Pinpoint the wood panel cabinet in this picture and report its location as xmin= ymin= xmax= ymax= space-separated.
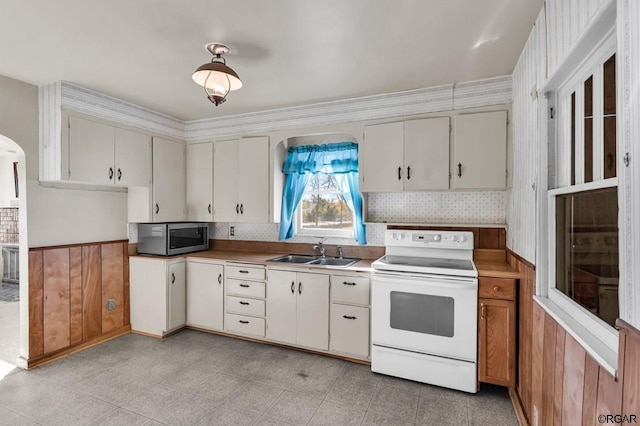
xmin=129 ymin=257 xmax=186 ymax=336
xmin=186 ymin=259 xmax=224 ymax=331
xmin=187 ymin=142 xmax=214 ymax=222
xmin=213 ymin=137 xmax=269 ymax=223
xmin=453 ymin=111 xmax=507 ymax=189
xmin=266 ymin=269 xmax=330 ymax=351
xmin=68 ymin=116 xmax=151 ymax=186
xmin=478 ymin=277 xmax=516 ymax=387
xmin=361 ymin=117 xmax=450 ymax=192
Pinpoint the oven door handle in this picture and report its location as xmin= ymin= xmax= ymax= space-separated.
xmin=372 ymin=273 xmax=477 ymax=290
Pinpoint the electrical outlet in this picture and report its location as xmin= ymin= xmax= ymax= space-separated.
xmin=229 ymin=226 xmax=235 ymax=237
xmin=107 ymin=299 xmax=116 ymax=311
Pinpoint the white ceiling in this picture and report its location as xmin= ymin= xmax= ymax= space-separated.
xmin=0 ymin=0 xmax=542 ymax=121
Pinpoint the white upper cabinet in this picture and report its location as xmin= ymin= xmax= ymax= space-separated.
xmin=453 ymin=111 xmax=507 ymax=189
xmin=213 ymin=136 xmax=269 ymax=223
xmin=68 ymin=116 xmax=151 ymax=186
xmin=187 ymin=142 xmax=214 ymax=222
xmin=361 ymin=117 xmax=450 ymax=192
xmin=152 ymin=137 xmax=186 ymax=222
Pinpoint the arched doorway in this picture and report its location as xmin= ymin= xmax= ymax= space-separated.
xmin=0 ymin=134 xmax=28 ymax=376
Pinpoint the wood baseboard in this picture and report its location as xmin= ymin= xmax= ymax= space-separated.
xmin=26 ymin=324 xmax=131 ymax=369
xmin=130 ymin=326 xmax=186 ymax=339
xmin=509 ymin=386 xmax=530 ymax=426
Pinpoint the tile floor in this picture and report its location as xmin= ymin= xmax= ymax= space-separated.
xmin=0 ymin=330 xmax=518 ymax=425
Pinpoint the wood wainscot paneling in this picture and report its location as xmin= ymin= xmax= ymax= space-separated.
xmin=509 ymin=250 xmax=640 ymax=425
xmin=28 ymin=240 xmax=130 ymax=367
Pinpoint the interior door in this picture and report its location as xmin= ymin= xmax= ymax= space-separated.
xmin=187 ymin=261 xmax=223 ymax=331
xmin=153 ymin=137 xmax=186 ymax=222
xmin=371 ymin=272 xmax=477 ymax=361
xmin=114 ymin=127 xmax=151 ymax=187
xmin=265 ymin=269 xmax=297 ymax=345
xmin=213 ymin=139 xmax=239 ymax=222
xmin=237 ymin=136 xmax=269 ymax=223
xmin=296 ymin=272 xmax=329 ymax=350
xmin=361 ymin=122 xmax=404 ymax=192
xmin=68 ymin=116 xmax=114 ymax=184
xmin=404 ymin=117 xmax=450 ymax=190
xmin=187 ymin=142 xmax=214 ymax=221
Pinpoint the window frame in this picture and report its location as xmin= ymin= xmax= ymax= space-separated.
xmin=294 ymin=173 xmax=356 ymax=239
xmin=544 ymin=30 xmax=620 ymax=355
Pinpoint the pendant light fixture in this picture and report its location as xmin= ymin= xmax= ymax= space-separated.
xmin=192 ymin=43 xmax=242 ymax=106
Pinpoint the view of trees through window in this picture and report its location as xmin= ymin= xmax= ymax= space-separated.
xmin=299 ymin=174 xmax=353 ymax=231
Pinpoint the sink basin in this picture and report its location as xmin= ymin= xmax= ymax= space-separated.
xmin=308 ymin=257 xmax=360 ymax=267
xmin=268 ymin=254 xmax=317 ymax=264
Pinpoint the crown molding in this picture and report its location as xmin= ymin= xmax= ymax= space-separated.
xmin=41 ymin=75 xmax=512 ymax=148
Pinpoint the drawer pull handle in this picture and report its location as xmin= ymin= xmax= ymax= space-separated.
xmin=239 ymin=284 xmax=250 ymax=288
xmin=480 ymin=303 xmax=485 ymax=320
xmin=218 ymin=273 xmax=222 ymax=285
xmin=171 ymin=273 xmax=175 ymax=284
xmin=493 ymin=286 xmax=500 ymax=292
xmin=291 ymin=281 xmax=295 ymax=294
xmin=239 ymin=301 xmax=250 ymax=305
xmin=343 ymin=315 xmax=357 ymax=320
xmin=298 ymin=282 xmax=302 ymax=295
xmin=239 ymin=270 xmax=249 ymax=274
xmin=239 ymin=320 xmax=249 ymax=324
xmin=343 ymin=281 xmax=356 ymax=286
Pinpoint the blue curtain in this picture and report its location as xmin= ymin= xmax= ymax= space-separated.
xmin=278 ymin=142 xmax=367 ymax=244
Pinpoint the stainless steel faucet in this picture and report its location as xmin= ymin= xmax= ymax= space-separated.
xmin=337 ymin=246 xmax=344 ymax=259
xmin=313 ymin=242 xmax=326 ymax=258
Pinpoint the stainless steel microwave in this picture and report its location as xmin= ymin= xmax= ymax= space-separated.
xmin=137 ymin=222 xmax=209 ymax=256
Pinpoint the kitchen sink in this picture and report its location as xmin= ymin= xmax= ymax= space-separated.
xmin=308 ymin=257 xmax=360 ymax=267
xmin=268 ymin=254 xmax=317 ymax=264
xmin=267 ymin=254 xmax=360 ymax=267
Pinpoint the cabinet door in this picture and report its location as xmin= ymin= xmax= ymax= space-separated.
xmin=404 ymin=118 xmax=450 ymax=190
xmin=478 ymin=298 xmax=516 ymax=387
xmin=168 ymin=261 xmax=186 ymax=332
xmin=129 ymin=258 xmax=167 ymax=336
xmin=361 ymin=122 xmax=404 ymax=192
xmin=153 ymin=137 xmax=186 ymax=222
xmin=187 ymin=261 xmax=223 ymax=330
xmin=68 ymin=116 xmax=114 ymax=185
xmin=187 ymin=142 xmax=214 ymax=221
xmin=213 ymin=139 xmax=239 ymax=222
xmin=114 ymin=127 xmax=152 ymax=187
xmin=265 ymin=269 xmax=297 ymax=345
xmin=296 ymin=272 xmax=329 ymax=350
xmin=453 ymin=111 xmax=507 ymax=189
xmin=238 ymin=136 xmax=269 ymax=223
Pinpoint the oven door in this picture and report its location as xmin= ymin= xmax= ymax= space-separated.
xmin=371 ymin=271 xmax=477 ymax=362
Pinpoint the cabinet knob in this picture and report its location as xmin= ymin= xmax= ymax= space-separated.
xmin=480 ymin=302 xmax=485 ymax=320
xmin=236 ymin=204 xmax=240 ymax=214
xmin=240 ymin=204 xmax=244 ymax=214
xmin=407 ymin=166 xmax=411 ymax=180
xmin=298 ymin=282 xmax=302 ymax=295
xmin=343 ymin=281 xmax=356 ymax=286
xmin=108 ymin=167 xmax=114 ymax=180
xmin=291 ymin=281 xmax=295 ymax=294
xmin=217 ymin=273 xmax=222 ymax=285
xmin=239 ymin=320 xmax=249 ymax=324
xmin=493 ymin=286 xmax=500 ymax=292
xmin=117 ymin=168 xmax=122 ymax=181
xmin=239 ymin=284 xmax=250 ymax=288
xmin=208 ymin=204 xmax=212 ymax=214
xmin=397 ymin=166 xmax=402 ymax=180
xmin=343 ymin=315 xmax=357 ymax=320
xmin=155 ymin=203 xmax=159 ymax=214
xmin=239 ymin=301 xmax=250 ymax=305
xmin=171 ymin=273 xmax=175 ymax=284
xmin=458 ymin=163 xmax=463 ymax=178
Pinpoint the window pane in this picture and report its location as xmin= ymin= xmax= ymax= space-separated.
xmin=300 ymin=192 xmax=353 ymax=230
xmin=584 ymin=76 xmax=593 ymax=183
xmin=571 ymin=92 xmax=576 ymax=185
xmin=603 ymin=54 xmax=616 ymax=178
xmin=555 ymin=187 xmax=619 ymax=327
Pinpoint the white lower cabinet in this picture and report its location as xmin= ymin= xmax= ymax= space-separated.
xmin=266 ymin=269 xmax=330 ymax=351
xmin=129 ymin=257 xmax=186 ymax=336
xmin=224 ymin=263 xmax=267 ymax=338
xmin=330 ymin=273 xmax=371 ymax=359
xmin=186 ymin=259 xmax=224 ymax=331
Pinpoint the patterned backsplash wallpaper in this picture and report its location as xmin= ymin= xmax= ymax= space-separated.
xmin=129 ymin=191 xmax=506 ymax=247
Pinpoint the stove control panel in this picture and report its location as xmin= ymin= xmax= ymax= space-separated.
xmin=385 ymin=230 xmax=474 ymax=250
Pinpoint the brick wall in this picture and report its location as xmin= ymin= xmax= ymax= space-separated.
xmin=0 ymin=208 xmax=18 ymax=244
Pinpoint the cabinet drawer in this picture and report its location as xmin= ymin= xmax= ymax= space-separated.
xmin=225 ymin=313 xmax=265 ymax=337
xmin=479 ymin=277 xmax=516 ymax=301
xmin=226 ymin=296 xmax=265 ymax=317
xmin=330 ymin=305 xmax=370 ymax=358
xmin=331 ymin=275 xmax=370 ymax=305
xmin=226 ymin=264 xmax=265 ymax=280
xmin=226 ymin=279 xmax=266 ymax=298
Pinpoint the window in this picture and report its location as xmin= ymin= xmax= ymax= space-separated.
xmin=547 ymin=32 xmax=619 ymax=353
xmin=296 ymin=173 xmax=354 ymax=236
